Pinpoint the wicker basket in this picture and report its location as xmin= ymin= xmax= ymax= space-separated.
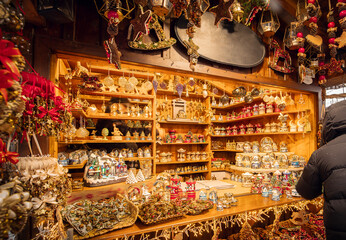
xmin=64 ymin=194 xmax=138 ymax=239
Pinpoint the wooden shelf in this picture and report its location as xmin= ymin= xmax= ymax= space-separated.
xmin=156 ymin=89 xmax=208 ymax=98
xmin=236 ymin=152 xmax=295 ymax=156
xmin=63 ymin=160 xmax=87 ymax=169
xmin=158 ymin=121 xmax=208 ymax=125
xmin=211 ymin=97 xmax=262 ymax=110
xmin=128 ymin=100 xmax=151 ymax=105
xmin=212 ymin=149 xmax=243 ymax=152
xmin=158 ymin=142 xmax=209 ymax=145
xmin=211 ymin=132 xmax=304 ymax=137
xmin=124 ymin=157 xmax=154 ymax=160
xmin=211 ymin=168 xmax=229 ymax=172
xmin=211 ymin=110 xmax=308 ymax=124
xmin=70 ymin=109 xmax=154 ymax=121
xmin=176 ymin=170 xmax=209 ymax=175
xmin=59 ymin=139 xmax=154 ymax=144
xmin=156 ymin=160 xmax=209 ymax=165
xmin=81 ymin=90 xmax=154 ymax=100
xmin=229 ymin=165 xmax=304 ymax=173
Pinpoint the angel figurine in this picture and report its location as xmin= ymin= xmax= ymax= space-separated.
xmin=111 ymin=123 xmax=123 ymax=140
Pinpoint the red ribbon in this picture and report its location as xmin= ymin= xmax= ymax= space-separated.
xmin=0 ymin=138 xmax=19 ymax=165
xmin=0 ymin=39 xmax=21 ymax=77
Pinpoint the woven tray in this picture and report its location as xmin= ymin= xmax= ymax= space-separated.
xmin=64 ymin=194 xmax=138 ymax=239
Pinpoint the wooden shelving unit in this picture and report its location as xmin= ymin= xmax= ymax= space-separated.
xmin=212 ymin=149 xmax=243 ymax=152
xmin=156 ymin=160 xmax=210 ymax=165
xmin=176 ymin=170 xmax=209 ymax=175
xmin=158 ymin=142 xmax=209 ymax=145
xmin=59 ymin=139 xmax=154 ymax=144
xmin=158 ymin=121 xmax=209 ymax=125
xmin=210 ymin=132 xmax=304 ymax=137
xmin=70 ymin=109 xmax=154 ymax=121
xmin=211 ymin=110 xmax=309 ymax=124
xmin=81 ymin=90 xmax=154 ymax=100
xmin=211 ymin=97 xmax=262 ymax=110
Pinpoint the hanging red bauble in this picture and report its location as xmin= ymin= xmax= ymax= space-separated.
xmin=340 ymin=10 xmax=346 ymax=18
xmin=328 ymin=22 xmax=335 ymax=28
xmin=338 ymin=0 xmax=345 ymax=3
xmin=318 ymin=75 xmax=326 ymax=85
xmin=298 ymin=48 xmax=305 ymax=53
xmin=310 ymin=17 xmax=318 ymax=23
xmin=107 ymin=10 xmax=119 ymax=19
xmin=319 ymin=62 xmax=325 ymax=67
xmin=329 ymin=38 xmax=335 ymax=44
xmin=297 ymin=32 xmax=303 ymax=38
xmin=308 ymin=0 xmax=315 ymax=3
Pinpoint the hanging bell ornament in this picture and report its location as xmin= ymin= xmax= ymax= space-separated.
xmin=231 ymin=0 xmax=244 ymax=23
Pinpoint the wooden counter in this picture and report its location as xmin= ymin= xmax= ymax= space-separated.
xmin=90 ymin=194 xmax=303 ymax=239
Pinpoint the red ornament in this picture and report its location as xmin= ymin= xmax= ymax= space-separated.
xmin=340 ymin=10 xmax=346 ymax=19
xmin=319 ymin=75 xmax=326 ymax=81
xmin=297 ymin=32 xmax=303 ymax=38
xmin=328 ymin=22 xmax=335 ymax=28
xmin=329 ymin=38 xmax=335 ymax=44
xmin=310 ymin=17 xmax=317 ymax=23
xmin=107 ymin=10 xmax=119 ymax=19
xmin=319 ymin=62 xmax=325 ymax=66
xmin=308 ymin=0 xmax=315 ymax=3
xmin=338 ymin=0 xmax=345 ymax=2
xmin=298 ymin=48 xmax=305 ymax=53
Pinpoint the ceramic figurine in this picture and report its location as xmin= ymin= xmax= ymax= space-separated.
xmin=127 ymin=149 xmax=134 ymax=158
xmin=199 ymin=189 xmax=207 ymax=200
xmin=214 ymin=127 xmax=221 ymax=136
xmin=242 ymin=172 xmax=253 ymax=187
xmin=239 ymin=124 xmax=246 ymax=134
xmin=246 ymin=123 xmax=254 ymax=134
xmin=231 ymin=125 xmax=238 ymax=135
xmin=169 ymin=129 xmax=177 ymax=143
xmin=246 ymin=106 xmax=253 ymax=117
xmin=251 ymin=155 xmax=261 ymax=169
xmin=208 ymin=190 xmax=218 ymax=204
xmin=270 ymin=122 xmax=278 ymax=133
xmin=101 ymin=128 xmax=109 ymax=140
xmin=177 ymin=148 xmax=186 ymax=162
xmin=137 ymin=148 xmax=144 ymax=158
xmin=271 ymin=188 xmax=281 ymax=201
xmin=262 ymin=186 xmax=269 ymax=197
xmin=125 ymin=131 xmax=131 ymax=140
xmin=259 ymin=103 xmax=266 ymax=115
xmin=226 ymin=126 xmax=232 ymax=135
xmin=111 ymin=123 xmax=123 ymax=140
xmin=147 ymin=133 xmax=152 ymax=140
xmin=279 ymin=142 xmax=288 ymax=152
xmin=289 ymin=120 xmax=297 ymax=132
xmin=266 ymin=103 xmax=273 ymax=113
xmin=253 ymin=104 xmax=259 ymax=115
xmin=218 ymin=113 xmax=223 ymax=121
xmin=216 ymin=201 xmax=224 ymax=211
xmin=133 ymin=131 xmax=139 ymax=140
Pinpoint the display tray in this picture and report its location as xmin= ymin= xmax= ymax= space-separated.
xmin=85 ymin=176 xmax=127 ymax=187
xmin=67 ymin=194 xmax=139 ymax=240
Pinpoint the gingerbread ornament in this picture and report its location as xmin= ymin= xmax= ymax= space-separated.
xmin=209 ymin=0 xmax=234 ymax=26
xmin=129 ymin=7 xmax=152 ymax=41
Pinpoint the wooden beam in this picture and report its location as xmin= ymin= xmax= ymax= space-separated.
xmin=23 ymin=0 xmax=46 ymax=26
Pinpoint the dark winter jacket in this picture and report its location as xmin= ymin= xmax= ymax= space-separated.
xmin=296 ymin=100 xmax=346 ymax=240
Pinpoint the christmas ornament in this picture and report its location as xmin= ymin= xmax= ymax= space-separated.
xmin=128 ymin=13 xmax=176 ymax=50
xmin=257 ymin=9 xmax=280 ymax=38
xmin=209 ymin=0 xmax=234 ymax=27
xmin=150 ymin=0 xmax=172 ymax=17
xmin=126 ymin=170 xmax=138 ymax=184
xmin=231 ymin=0 xmax=243 ymax=23
xmin=170 ymin=0 xmax=188 ymax=18
xmin=269 ymin=39 xmax=294 ymax=74
xmin=129 ymin=6 xmax=152 ymax=41
xmin=183 ymin=23 xmax=200 ymax=71
xmin=104 ymin=9 xmax=122 ymax=69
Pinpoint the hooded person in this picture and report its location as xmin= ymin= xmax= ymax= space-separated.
xmin=296 ymin=100 xmax=346 ymax=240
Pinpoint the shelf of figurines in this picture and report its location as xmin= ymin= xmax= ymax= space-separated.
xmin=156 ymin=160 xmax=210 ymax=165
xmin=156 ymin=89 xmax=208 ymax=99
xmin=228 ymin=166 xmax=304 ymax=173
xmin=159 ymin=142 xmax=209 ymax=145
xmin=59 ymin=139 xmax=154 ymax=144
xmin=212 ymin=149 xmax=243 ymax=152
xmin=158 ymin=120 xmax=209 ymax=125
xmin=163 ymin=168 xmax=209 ymax=175
xmin=158 ymin=130 xmax=207 ymax=145
xmin=81 ymin=90 xmax=154 ymax=100
xmin=211 ymin=110 xmax=308 ymax=124
xmin=211 ymin=97 xmax=262 ymax=110
xmin=211 ymin=132 xmax=304 ymax=137
xmin=70 ymin=109 xmax=154 ymax=121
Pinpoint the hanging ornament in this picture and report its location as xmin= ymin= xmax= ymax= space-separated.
xmin=305 ymin=0 xmax=322 ymax=51
xmin=153 ymin=78 xmax=159 ymax=94
xmin=269 ymin=39 xmax=294 ymax=74
xmin=94 ymin=0 xmax=134 ymax=22
xmin=284 ymin=21 xmax=303 ymax=50
xmin=327 ymin=0 xmax=338 ymax=58
xmin=103 ymin=9 xmax=122 ymax=69
xmin=209 ymin=0 xmax=234 ymax=27
xmin=183 ymin=23 xmax=200 ymax=71
xmin=170 ymin=0 xmax=188 ymax=18
xmin=128 ymin=6 xmax=152 ymax=41
xmin=231 ymin=0 xmax=243 ymax=23
xmin=176 ymin=83 xmax=184 ymax=99
xmin=128 ymin=13 xmax=176 ymax=50
xmin=257 ymin=9 xmax=280 ymax=38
